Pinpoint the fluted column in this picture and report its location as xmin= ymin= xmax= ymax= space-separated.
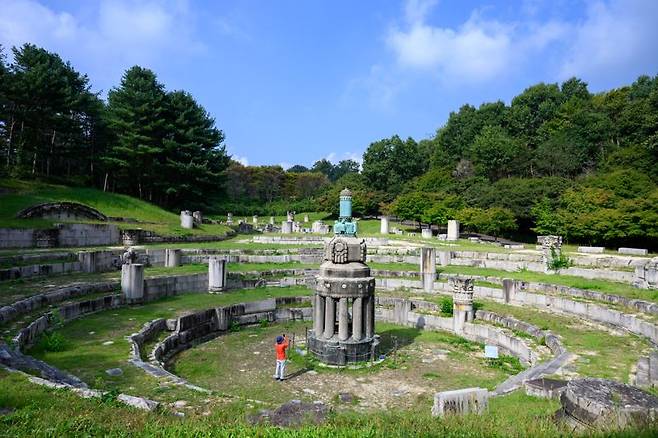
xmin=352 ymin=297 xmax=363 ymax=340
xmin=313 ymin=294 xmax=325 ymax=336
xmin=338 ymin=297 xmax=349 ymax=341
xmin=324 ymin=297 xmax=335 ymax=339
xmin=365 ymin=296 xmax=374 ymax=338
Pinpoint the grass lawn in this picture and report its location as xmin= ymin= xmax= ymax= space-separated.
xmin=0 ymin=179 xmax=232 ymax=237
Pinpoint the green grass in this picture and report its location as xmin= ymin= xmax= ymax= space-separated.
xmin=0 ymin=179 xmax=232 ymax=237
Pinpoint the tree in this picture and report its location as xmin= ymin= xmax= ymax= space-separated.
xmin=104 ymin=66 xmax=167 ymax=199
xmin=362 ymin=135 xmax=425 ymax=193
xmin=158 ymin=90 xmax=230 ymax=209
xmin=311 ymin=159 xmax=334 ymax=178
xmin=469 ymin=126 xmax=523 ymax=180
xmin=390 ymin=191 xmax=434 ymax=228
xmin=332 ymin=159 xmax=359 ymax=181
xmin=422 ymin=195 xmax=462 ymax=227
xmin=287 ymin=164 xmax=309 ymax=173
xmin=479 ymin=207 xmax=517 ymax=239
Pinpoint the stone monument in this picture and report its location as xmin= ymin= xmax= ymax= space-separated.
xmin=539 ymin=235 xmax=562 ymax=272
xmin=180 ymin=210 xmax=194 ymax=229
xmin=380 ymin=216 xmax=389 ymax=234
xmin=420 ymin=247 xmax=436 ymax=292
xmin=447 ymin=220 xmax=460 ymax=241
xmin=307 ymin=188 xmax=379 ymax=365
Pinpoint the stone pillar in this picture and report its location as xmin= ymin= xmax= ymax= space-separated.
xmin=438 ymin=251 xmax=452 ymax=266
xmin=208 ymin=257 xmax=227 ymax=293
xmin=281 ymin=221 xmax=293 ymax=234
xmin=451 ymin=277 xmax=474 ymax=334
xmin=269 ymin=216 xmax=275 ymax=225
xmin=324 ymin=297 xmax=335 ymax=339
xmin=287 ymin=211 xmax=294 ymax=222
xmin=539 ymin=235 xmax=563 ymax=272
xmin=180 ymin=210 xmax=194 ymax=229
xmin=227 ymin=213 xmax=233 ymax=225
xmin=365 ymin=296 xmax=374 ymax=338
xmin=447 ymin=220 xmax=460 ymax=241
xmin=121 ymin=263 xmax=144 ymax=303
xmin=422 ymin=228 xmax=432 ymax=239
xmin=420 ymin=247 xmax=437 ymax=293
xmin=502 ymin=278 xmax=516 ymax=304
xmin=78 ymin=251 xmax=98 ymax=273
xmin=338 ymin=297 xmax=349 ymax=341
xmin=314 ymin=294 xmax=325 ymax=336
xmin=352 ymin=297 xmax=363 ymax=340
xmin=252 ymin=215 xmax=258 ymax=225
xmin=304 ymin=214 xmax=309 ymax=223
xmin=380 ymin=216 xmax=389 ymax=234
xmin=193 ymin=211 xmax=203 ymax=225
xmin=165 ymin=249 xmax=181 ymax=268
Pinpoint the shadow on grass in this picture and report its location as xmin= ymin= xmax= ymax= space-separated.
xmin=376 ymin=326 xmax=422 ymax=356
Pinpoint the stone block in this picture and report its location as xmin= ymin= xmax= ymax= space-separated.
xmin=524 ymin=378 xmax=567 ymax=399
xmin=380 ymin=216 xmax=389 ymax=234
xmin=121 ymin=264 xmax=144 ymax=303
xmin=208 ymin=258 xmax=227 ymax=292
xmin=578 ymin=246 xmax=605 ymax=254
xmin=421 ymin=228 xmax=432 ymax=239
xmin=180 ymin=211 xmax=194 ymax=229
xmin=165 ymin=249 xmax=182 ymax=268
xmin=432 ymin=387 xmax=488 ymax=417
xmin=618 ymin=247 xmax=648 ymax=256
xmin=447 ymin=220 xmax=460 ymax=241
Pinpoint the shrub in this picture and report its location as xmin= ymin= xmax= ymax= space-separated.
xmin=440 ymin=296 xmax=453 ymax=316
xmin=37 ymin=332 xmax=68 ymax=352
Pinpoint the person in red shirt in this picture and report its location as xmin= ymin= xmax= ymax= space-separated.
xmin=274 ymin=334 xmax=289 ymax=381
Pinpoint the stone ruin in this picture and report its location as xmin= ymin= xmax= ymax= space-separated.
xmin=633 ymin=257 xmax=658 ymax=289
xmin=307 ymin=189 xmax=379 ymax=365
xmin=538 ymin=235 xmax=563 ymax=272
xmin=450 ymin=277 xmax=474 ymax=334
xmin=432 ymin=387 xmax=488 ymax=417
xmin=16 ymin=202 xmax=108 ymax=222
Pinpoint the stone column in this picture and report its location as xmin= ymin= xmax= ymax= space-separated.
xmin=451 ymin=277 xmax=474 ymax=334
xmin=380 ymin=216 xmax=389 ymax=234
xmin=287 ymin=211 xmax=294 ymax=222
xmin=227 ymin=213 xmax=233 ymax=224
xmin=252 ymin=215 xmax=258 ymax=225
xmin=539 ymin=235 xmax=563 ymax=273
xmin=365 ymin=296 xmax=374 ymax=338
xmin=269 ymin=216 xmax=275 ymax=225
xmin=422 ymin=228 xmax=432 ymax=239
xmin=208 ymin=257 xmax=227 ymax=293
xmin=324 ymin=297 xmax=335 ymax=339
xmin=281 ymin=221 xmax=293 ymax=234
xmin=438 ymin=251 xmax=452 ymax=266
xmin=121 ymin=263 xmax=144 ymax=303
xmin=180 ymin=210 xmax=194 ymax=229
xmin=313 ymin=294 xmax=325 ymax=336
xmin=338 ymin=297 xmax=349 ymax=341
xmin=304 ymin=214 xmax=309 ymax=223
xmin=164 ymin=249 xmax=181 ymax=267
xmin=352 ymin=297 xmax=363 ymax=340
xmin=447 ymin=220 xmax=460 ymax=241
xmin=420 ymin=247 xmax=437 ymax=293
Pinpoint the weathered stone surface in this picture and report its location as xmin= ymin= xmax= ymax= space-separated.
xmin=16 ymin=202 xmax=107 ymax=221
xmin=447 ymin=220 xmax=460 ymax=241
xmin=249 ymin=400 xmax=328 ymax=426
xmin=116 ymin=394 xmax=159 ymax=411
xmin=619 ymin=247 xmax=648 ymax=256
xmin=180 ymin=211 xmax=194 ymax=229
xmin=105 ymin=368 xmax=123 ymax=377
xmin=121 ymin=264 xmax=144 ymax=303
xmin=524 ymin=378 xmax=567 ymax=399
xmin=208 ymin=257 xmax=226 ymax=292
xmin=421 ymin=228 xmax=432 ymax=239
xmin=558 ymin=378 xmax=658 ymax=430
xmin=432 ymin=387 xmax=488 ymax=416
xmin=380 ymin=216 xmax=389 ymax=234
xmin=578 ymin=246 xmax=605 ymax=254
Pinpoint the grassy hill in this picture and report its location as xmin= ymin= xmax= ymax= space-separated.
xmin=0 ymin=179 xmax=232 ymax=237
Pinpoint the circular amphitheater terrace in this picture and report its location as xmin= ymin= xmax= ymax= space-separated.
xmin=1 ymin=226 xmax=658 ymax=435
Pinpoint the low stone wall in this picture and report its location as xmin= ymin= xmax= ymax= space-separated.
xmin=0 ymin=224 xmax=121 ymax=249
xmin=0 ymin=261 xmax=81 ymax=281
xmin=0 ymin=281 xmax=119 ymax=325
xmin=0 ymin=251 xmax=77 ymax=266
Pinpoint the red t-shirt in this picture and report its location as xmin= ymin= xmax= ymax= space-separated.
xmin=275 ymin=339 xmax=289 ymax=360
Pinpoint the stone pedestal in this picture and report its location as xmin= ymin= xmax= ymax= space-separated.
xmin=121 ymin=264 xmax=144 ymax=303
xmin=420 ymin=247 xmax=436 ymax=293
xmin=432 ymin=387 xmax=488 ymax=417
xmin=269 ymin=216 xmax=275 ymax=225
xmin=281 ymin=221 xmax=293 ymax=234
xmin=380 ymin=216 xmax=389 ymax=235
xmin=287 ymin=211 xmax=295 ymax=222
xmin=180 ymin=210 xmax=194 ymax=229
xmin=422 ymin=228 xmax=432 ymax=239
xmin=451 ymin=277 xmax=474 ymax=334
xmin=165 ymin=249 xmax=182 ymax=268
xmin=304 ymin=214 xmax=309 ymax=223
xmin=447 ymin=220 xmax=460 ymax=241
xmin=208 ymin=257 xmax=227 ymax=292
xmin=438 ymin=251 xmax=452 ymax=266
xmin=227 ymin=213 xmax=233 ymax=225
xmin=252 ymin=215 xmax=258 ymax=225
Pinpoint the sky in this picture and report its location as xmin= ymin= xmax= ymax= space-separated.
xmin=1 ymin=0 xmax=657 ymax=168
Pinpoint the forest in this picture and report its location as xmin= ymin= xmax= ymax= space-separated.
xmin=0 ymin=43 xmax=657 ymax=247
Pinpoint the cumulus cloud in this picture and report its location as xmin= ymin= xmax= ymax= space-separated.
xmin=0 ymin=0 xmax=205 ymax=92
xmin=559 ymin=0 xmax=658 ymax=84
xmin=386 ymin=0 xmax=658 ymax=87
xmin=234 ymin=156 xmax=249 ymax=166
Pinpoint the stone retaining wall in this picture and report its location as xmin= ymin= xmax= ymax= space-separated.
xmin=0 ymin=261 xmax=81 ymax=281
xmin=0 ymin=223 xmax=121 ymax=248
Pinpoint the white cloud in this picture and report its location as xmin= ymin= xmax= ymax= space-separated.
xmin=235 ymin=156 xmax=249 ymax=166
xmin=559 ymin=0 xmax=658 ymax=84
xmin=0 ymin=0 xmax=205 ymax=92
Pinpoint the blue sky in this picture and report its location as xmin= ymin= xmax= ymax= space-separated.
xmin=1 ymin=0 xmax=657 ymax=168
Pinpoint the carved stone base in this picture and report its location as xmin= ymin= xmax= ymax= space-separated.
xmin=307 ymin=331 xmax=379 ymax=366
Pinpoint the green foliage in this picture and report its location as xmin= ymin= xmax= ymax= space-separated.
xmin=547 ymin=248 xmax=573 ymax=272
xmin=362 ymin=135 xmax=426 ymax=194
xmin=390 ymin=192 xmax=434 ymax=224
xmin=486 ymin=355 xmax=524 ymax=374
xmin=456 ymin=207 xmax=517 ymax=237
xmin=37 ymin=331 xmax=68 ymax=352
xmin=440 ymin=296 xmax=453 ymax=316
xmin=470 ymin=126 xmax=524 ymax=180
